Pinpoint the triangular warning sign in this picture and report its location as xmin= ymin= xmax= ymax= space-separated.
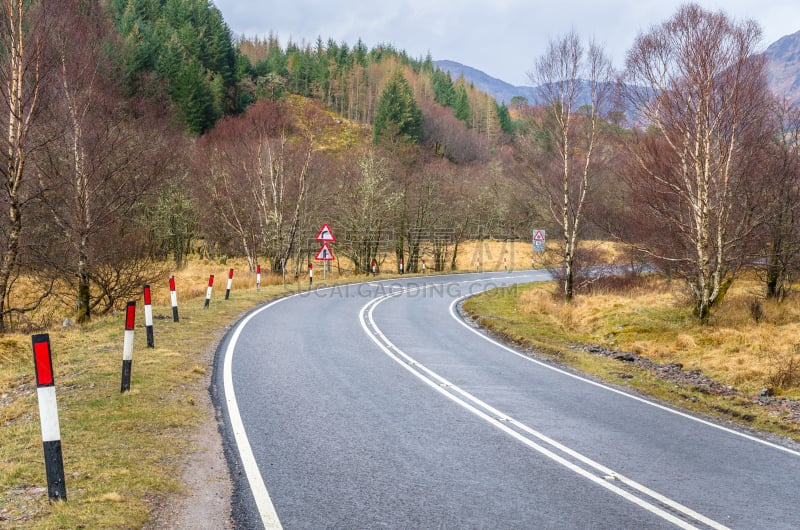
xmin=315 ymin=242 xmax=335 ymax=261
xmin=533 ymin=230 xmax=545 ymax=241
xmin=315 ymin=223 xmax=336 ymax=242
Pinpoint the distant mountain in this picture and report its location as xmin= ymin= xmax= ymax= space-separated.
xmin=437 ymin=30 xmax=800 ymax=110
xmin=765 ymin=30 xmax=800 ymax=106
xmin=433 ymin=60 xmax=537 ymax=105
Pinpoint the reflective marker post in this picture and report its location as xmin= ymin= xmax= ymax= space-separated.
xmin=32 ymin=334 xmax=67 ymax=501
xmin=143 ymin=284 xmax=154 ymax=348
xmin=169 ymin=275 xmax=179 ymax=322
xmin=204 ymin=275 xmax=214 ymax=309
xmin=256 ymin=264 xmax=261 ymax=292
xmin=121 ymin=301 xmax=136 ymax=393
xmin=225 ymin=268 xmax=234 ymax=300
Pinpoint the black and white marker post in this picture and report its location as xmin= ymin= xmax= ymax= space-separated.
xmin=169 ymin=275 xmax=179 ymax=322
xmin=204 ymin=275 xmax=214 ymax=309
xmin=32 ymin=334 xmax=67 ymax=501
xmin=256 ymin=264 xmax=261 ymax=292
xmin=121 ymin=301 xmax=136 ymax=393
xmin=225 ymin=268 xmax=234 ymax=300
xmin=143 ymin=284 xmax=154 ymax=348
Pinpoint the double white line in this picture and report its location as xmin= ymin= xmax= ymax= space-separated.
xmin=359 ymin=281 xmax=729 ymax=530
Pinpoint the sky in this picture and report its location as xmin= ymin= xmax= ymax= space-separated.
xmin=212 ymin=1 xmax=800 ymax=86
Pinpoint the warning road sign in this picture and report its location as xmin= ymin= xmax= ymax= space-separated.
xmin=315 ymin=242 xmax=335 ymax=261
xmin=315 ymin=223 xmax=336 ymax=242
xmin=533 ymin=229 xmax=546 ymax=253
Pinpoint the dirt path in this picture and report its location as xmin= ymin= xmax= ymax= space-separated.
xmin=143 ymin=341 xmax=233 ymax=529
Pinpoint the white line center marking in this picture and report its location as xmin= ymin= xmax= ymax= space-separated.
xmin=359 ymin=279 xmax=729 ymax=530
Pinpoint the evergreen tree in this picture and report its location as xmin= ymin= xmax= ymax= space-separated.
xmin=431 ymin=69 xmax=456 ymax=107
xmin=497 ymin=102 xmax=513 ymax=134
xmin=453 ymin=83 xmax=471 ymax=127
xmin=373 ymin=71 xmax=422 ymax=144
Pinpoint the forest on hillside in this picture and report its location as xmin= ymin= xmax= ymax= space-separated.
xmin=1 ymin=0 xmax=799 ymax=331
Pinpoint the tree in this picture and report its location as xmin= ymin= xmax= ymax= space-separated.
xmin=195 ymin=98 xmax=322 ymax=272
xmin=373 ymin=70 xmax=422 ymax=144
xmin=758 ymin=99 xmax=800 ymax=301
xmin=0 ymin=0 xmax=51 ymax=332
xmin=453 ymin=82 xmax=471 ymax=126
xmin=623 ymin=3 xmax=769 ymax=322
xmin=335 ymin=150 xmax=400 ymax=273
xmin=528 ymin=30 xmax=613 ymax=303
xmin=35 ymin=0 xmax=173 ymax=323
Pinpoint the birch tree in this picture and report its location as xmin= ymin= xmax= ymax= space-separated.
xmin=623 ymin=3 xmax=768 ymax=321
xmin=529 ymin=30 xmax=613 ymax=302
xmin=0 ymin=0 xmax=49 ymax=331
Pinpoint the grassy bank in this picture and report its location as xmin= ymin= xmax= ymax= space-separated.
xmin=464 ymin=275 xmax=800 ymax=442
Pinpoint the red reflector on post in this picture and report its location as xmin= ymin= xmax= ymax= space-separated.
xmin=208 ymin=275 xmax=214 ymax=287
xmin=33 ymin=335 xmax=54 ymax=387
xmin=125 ymin=301 xmax=136 ymax=330
xmin=228 ymin=268 xmax=234 ymax=279
xmin=169 ymin=276 xmax=176 ymax=291
xmin=143 ymin=285 xmax=152 ymax=305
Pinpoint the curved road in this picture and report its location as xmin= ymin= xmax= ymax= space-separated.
xmin=214 ymin=272 xmax=800 ymax=529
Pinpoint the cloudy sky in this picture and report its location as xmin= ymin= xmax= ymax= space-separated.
xmin=212 ymin=1 xmax=800 ymax=86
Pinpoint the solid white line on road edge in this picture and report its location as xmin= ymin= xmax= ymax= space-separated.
xmin=223 ymin=297 xmax=289 ymax=530
xmin=448 ymin=294 xmax=800 ymax=459
xmin=360 ymin=283 xmax=727 ymax=530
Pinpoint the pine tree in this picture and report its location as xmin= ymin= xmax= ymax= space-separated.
xmin=373 ymin=71 xmax=422 ymax=144
xmin=453 ymin=83 xmax=471 ymax=127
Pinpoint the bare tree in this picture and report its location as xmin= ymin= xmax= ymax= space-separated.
xmin=0 ymin=0 xmax=51 ymax=331
xmin=196 ymin=99 xmax=320 ymax=272
xmin=35 ymin=1 xmax=169 ymax=323
xmin=757 ymin=98 xmax=800 ymax=300
xmin=529 ymin=30 xmax=614 ymax=302
xmin=623 ymin=3 xmax=769 ymax=321
xmin=335 ymin=149 xmax=400 ymax=274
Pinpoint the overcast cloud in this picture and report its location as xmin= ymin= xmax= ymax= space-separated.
xmin=212 ymin=1 xmax=800 ymax=86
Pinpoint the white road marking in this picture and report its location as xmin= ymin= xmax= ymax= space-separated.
xmin=359 ymin=280 xmax=730 ymax=530
xmin=448 ymin=292 xmax=800 ymax=459
xmin=223 ymin=297 xmax=289 ymax=530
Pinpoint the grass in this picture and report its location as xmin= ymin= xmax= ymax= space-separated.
xmin=464 ymin=273 xmax=800 ymax=442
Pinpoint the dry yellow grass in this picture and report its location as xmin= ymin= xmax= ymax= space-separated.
xmin=508 ymin=272 xmax=800 ymax=398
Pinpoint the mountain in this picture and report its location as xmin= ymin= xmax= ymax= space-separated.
xmin=765 ymin=30 xmax=800 ymax=106
xmin=433 ymin=60 xmax=536 ymax=105
xmin=437 ymin=30 xmax=800 ymax=109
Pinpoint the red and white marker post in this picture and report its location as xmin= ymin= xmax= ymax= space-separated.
xmin=256 ymin=264 xmax=261 ymax=292
xmin=143 ymin=284 xmax=154 ymax=348
xmin=204 ymin=275 xmax=214 ymax=309
xmin=121 ymin=301 xmax=136 ymax=393
xmin=225 ymin=268 xmax=234 ymax=300
xmin=32 ymin=334 xmax=67 ymax=501
xmin=169 ymin=275 xmax=179 ymax=322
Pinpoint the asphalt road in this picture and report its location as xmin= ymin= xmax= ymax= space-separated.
xmin=214 ymin=272 xmax=800 ymax=529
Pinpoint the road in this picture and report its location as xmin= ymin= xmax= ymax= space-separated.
xmin=214 ymin=272 xmax=800 ymax=529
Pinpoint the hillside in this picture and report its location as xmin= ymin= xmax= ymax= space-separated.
xmin=765 ymin=30 xmax=800 ymax=106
